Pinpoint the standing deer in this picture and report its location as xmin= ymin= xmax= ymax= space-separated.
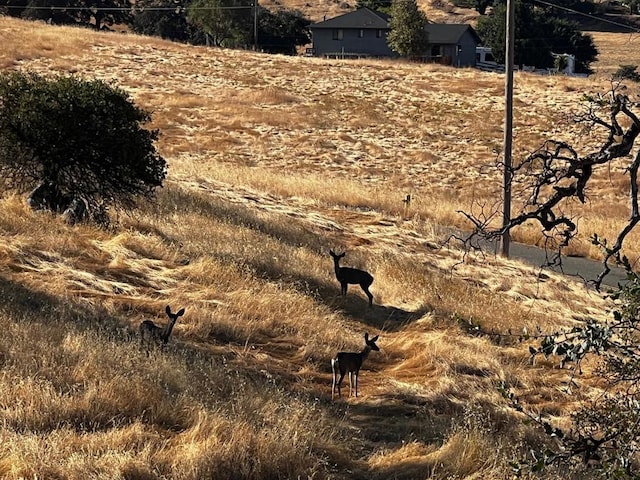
xmin=139 ymin=305 xmax=185 ymax=352
xmin=329 ymin=250 xmax=374 ymax=307
xmin=331 ymin=332 xmax=380 ymax=399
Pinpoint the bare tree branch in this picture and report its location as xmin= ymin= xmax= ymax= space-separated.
xmin=461 ymin=84 xmax=640 ymax=290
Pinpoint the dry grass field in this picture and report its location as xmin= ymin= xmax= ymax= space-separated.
xmin=260 ymin=0 xmax=481 ymax=23
xmin=0 ymin=15 xmax=638 ymax=479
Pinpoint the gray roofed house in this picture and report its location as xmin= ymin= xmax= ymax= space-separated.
xmin=308 ymin=8 xmax=480 ymax=67
xmin=424 ymin=23 xmax=481 ymax=67
xmin=308 ymin=8 xmax=394 ymax=58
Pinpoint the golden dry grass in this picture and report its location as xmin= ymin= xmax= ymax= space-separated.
xmin=0 ymin=16 xmax=636 ymax=479
xmin=260 ymin=0 xmax=481 ymax=24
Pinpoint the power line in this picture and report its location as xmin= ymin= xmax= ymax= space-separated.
xmin=1 ymin=4 xmax=254 ymax=10
xmin=531 ymin=0 xmax=640 ymax=33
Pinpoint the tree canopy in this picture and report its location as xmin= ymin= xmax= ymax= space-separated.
xmin=187 ymin=0 xmax=254 ymax=47
xmin=130 ymin=1 xmax=309 ymax=51
xmin=130 ymin=0 xmax=205 ymax=43
xmin=0 ymin=71 xmax=166 ymax=223
xmin=476 ymin=0 xmax=598 ymax=73
xmin=356 ymin=0 xmax=393 ymax=11
xmin=0 ymin=0 xmax=131 ymax=29
xmin=257 ymin=7 xmax=311 ymax=54
xmin=471 ymin=0 xmax=494 ymax=15
xmin=386 ymin=0 xmax=429 ymax=58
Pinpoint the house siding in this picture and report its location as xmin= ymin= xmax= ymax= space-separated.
xmin=426 ymin=28 xmax=478 ymax=67
xmin=311 ymin=28 xmax=394 ymax=57
xmin=455 ymin=31 xmax=478 ymax=66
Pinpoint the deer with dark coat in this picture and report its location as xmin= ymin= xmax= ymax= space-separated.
xmin=139 ymin=305 xmax=185 ymax=352
xmin=331 ymin=332 xmax=380 ymax=399
xmin=329 ymin=250 xmax=374 ymax=307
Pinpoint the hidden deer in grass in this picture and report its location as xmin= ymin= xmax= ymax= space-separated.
xmin=331 ymin=332 xmax=380 ymax=399
xmin=329 ymin=250 xmax=374 ymax=307
xmin=139 ymin=305 xmax=185 ymax=352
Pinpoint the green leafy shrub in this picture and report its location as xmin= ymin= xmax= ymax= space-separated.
xmin=0 ymin=71 xmax=167 ymax=224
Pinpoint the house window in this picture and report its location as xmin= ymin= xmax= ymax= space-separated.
xmin=376 ymin=29 xmax=383 ymax=38
xmin=431 ymin=45 xmax=442 ymax=58
xmin=358 ymin=29 xmax=364 ymax=38
xmin=332 ymin=29 xmax=344 ymax=40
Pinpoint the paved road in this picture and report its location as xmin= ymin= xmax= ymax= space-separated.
xmin=443 ymin=226 xmax=628 ymax=288
xmin=497 ymin=239 xmax=628 ymax=289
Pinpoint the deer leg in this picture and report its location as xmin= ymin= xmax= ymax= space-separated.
xmin=341 ymin=282 xmax=348 ymax=296
xmin=141 ymin=335 xmax=150 ymax=356
xmin=331 ymin=359 xmax=338 ymax=399
xmin=361 ymin=284 xmax=373 ymax=307
xmin=336 ymin=371 xmax=345 ymax=398
xmin=354 ymin=371 xmax=359 ymax=397
xmin=332 ymin=373 xmax=337 ymax=399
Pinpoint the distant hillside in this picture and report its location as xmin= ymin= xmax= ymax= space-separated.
xmin=260 ymin=0 xmax=480 ymax=23
xmin=267 ymin=0 xmax=639 ymax=33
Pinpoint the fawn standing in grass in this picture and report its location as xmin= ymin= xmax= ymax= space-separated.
xmin=329 ymin=250 xmax=374 ymax=307
xmin=139 ymin=305 xmax=185 ymax=352
xmin=331 ymin=332 xmax=380 ymax=399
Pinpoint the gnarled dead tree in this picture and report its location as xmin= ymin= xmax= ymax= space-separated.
xmin=460 ymin=83 xmax=640 ymax=290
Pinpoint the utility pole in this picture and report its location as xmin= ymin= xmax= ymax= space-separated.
xmin=253 ymin=0 xmax=258 ymax=50
xmin=501 ymin=0 xmax=515 ymax=257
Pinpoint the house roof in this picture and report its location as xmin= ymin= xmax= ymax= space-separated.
xmin=425 ymin=24 xmax=481 ymax=45
xmin=310 ymin=7 xmax=390 ymax=30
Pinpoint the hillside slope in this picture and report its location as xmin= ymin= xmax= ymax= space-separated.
xmin=0 ymin=16 xmax=635 ymax=479
xmin=258 ymin=0 xmax=480 ymax=24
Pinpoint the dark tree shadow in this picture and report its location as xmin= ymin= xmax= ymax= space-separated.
xmin=559 ymin=12 xmax=640 ymax=32
xmin=147 ymin=186 xmax=433 ymax=331
xmin=150 ymin=185 xmax=329 ymax=253
xmin=0 ymin=274 xmax=138 ymax=342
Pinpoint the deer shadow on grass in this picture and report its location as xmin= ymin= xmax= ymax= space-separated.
xmin=141 ymin=187 xmax=434 ymax=330
xmin=245 ymin=253 xmax=431 ymax=332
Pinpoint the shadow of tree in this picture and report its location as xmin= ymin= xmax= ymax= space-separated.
xmin=325 ymin=393 xmax=463 ymax=479
xmin=150 ymin=185 xmax=329 ymax=253
xmin=0 ymin=273 xmax=137 ymax=342
xmin=144 ymin=185 xmax=434 ymax=331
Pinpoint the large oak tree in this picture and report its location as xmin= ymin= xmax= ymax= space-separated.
xmin=0 ymin=71 xmax=167 ymax=224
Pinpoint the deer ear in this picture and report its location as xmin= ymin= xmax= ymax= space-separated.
xmin=370 ymin=335 xmax=379 ymax=342
xmin=329 ymin=249 xmax=335 ymax=255
xmin=165 ymin=305 xmax=171 ymax=315
xmin=364 ymin=332 xmax=369 ymax=341
xmin=177 ymin=308 xmax=186 ymax=316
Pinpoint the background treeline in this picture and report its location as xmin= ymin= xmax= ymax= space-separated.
xmin=0 ymin=0 xmax=311 ymax=52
